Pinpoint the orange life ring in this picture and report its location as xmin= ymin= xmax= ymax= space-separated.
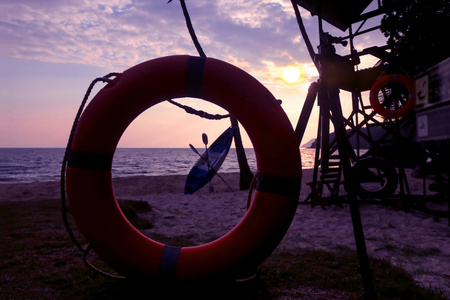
xmin=66 ymin=55 xmax=301 ymax=280
xmin=369 ymin=74 xmax=415 ymax=119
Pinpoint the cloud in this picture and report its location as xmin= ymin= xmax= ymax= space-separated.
xmin=0 ymin=1 xmax=319 ymax=76
xmin=0 ymin=0 xmax=388 ymax=95
xmin=0 ymin=2 xmax=163 ymax=67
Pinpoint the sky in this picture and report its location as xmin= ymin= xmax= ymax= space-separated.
xmin=0 ymin=0 xmax=387 ymax=148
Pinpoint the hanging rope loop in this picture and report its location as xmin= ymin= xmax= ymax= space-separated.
xmin=83 ymin=244 xmax=126 ymax=279
xmin=61 ymin=72 xmax=123 ymax=279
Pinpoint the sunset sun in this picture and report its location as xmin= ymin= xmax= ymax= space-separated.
xmin=282 ymin=66 xmax=300 ymax=83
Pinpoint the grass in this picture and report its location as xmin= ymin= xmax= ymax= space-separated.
xmin=260 ymin=249 xmax=447 ymax=299
xmin=0 ymin=199 xmax=448 ymax=299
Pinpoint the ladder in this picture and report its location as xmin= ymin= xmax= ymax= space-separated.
xmin=307 ymin=154 xmax=342 ymax=208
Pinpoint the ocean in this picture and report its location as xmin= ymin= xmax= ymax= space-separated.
xmin=0 ymin=148 xmax=316 ymax=183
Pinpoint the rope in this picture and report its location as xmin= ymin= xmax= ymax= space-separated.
xmin=63 ymin=1 xmax=226 ymax=279
xmin=83 ymin=244 xmax=126 ymax=279
xmin=60 ymin=72 xmax=125 ymax=279
xmin=169 ymin=0 xmax=207 ymax=58
xmin=168 ymin=2 xmax=231 ymax=120
xmin=63 ymin=3 xmax=236 ymax=277
xmin=170 ymin=0 xmax=236 ymax=191
xmin=180 ymin=0 xmax=206 ymax=58
xmin=167 ymin=99 xmax=230 ymax=120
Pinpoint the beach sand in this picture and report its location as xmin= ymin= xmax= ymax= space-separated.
xmin=0 ymin=168 xmax=449 ymax=297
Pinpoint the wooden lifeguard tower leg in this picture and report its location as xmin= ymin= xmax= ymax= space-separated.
xmin=325 ymin=85 xmax=377 ymax=299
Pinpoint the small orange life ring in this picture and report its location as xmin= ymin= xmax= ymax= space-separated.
xmin=369 ymin=74 xmax=415 ymax=119
xmin=66 ymin=55 xmax=301 ymax=280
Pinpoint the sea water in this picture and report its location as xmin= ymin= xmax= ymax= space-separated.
xmin=0 ymin=148 xmax=316 ymax=183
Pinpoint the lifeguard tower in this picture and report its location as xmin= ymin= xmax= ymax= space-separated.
xmin=293 ymin=0 xmax=418 ymax=205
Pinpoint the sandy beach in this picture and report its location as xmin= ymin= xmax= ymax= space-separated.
xmin=0 ymin=168 xmax=449 ymax=298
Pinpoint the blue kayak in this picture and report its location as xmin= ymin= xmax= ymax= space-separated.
xmin=184 ymin=127 xmax=234 ymax=194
